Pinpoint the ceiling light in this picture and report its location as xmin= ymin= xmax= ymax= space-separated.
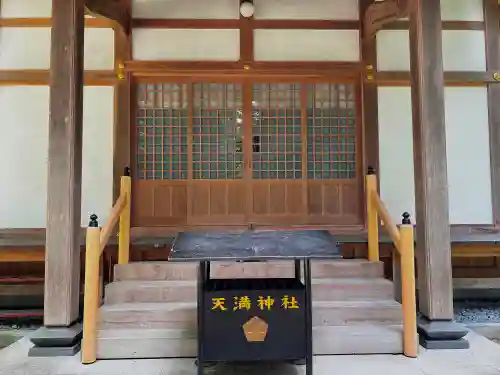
xmin=240 ymin=1 xmax=255 ymax=18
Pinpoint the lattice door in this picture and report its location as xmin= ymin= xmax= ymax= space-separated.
xmin=132 ymin=81 xmax=361 ymax=228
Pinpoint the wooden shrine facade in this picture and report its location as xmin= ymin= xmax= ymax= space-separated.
xmin=0 ymin=0 xmax=500 ymax=354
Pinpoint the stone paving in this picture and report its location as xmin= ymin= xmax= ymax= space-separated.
xmin=2 ymin=331 xmax=500 ymax=375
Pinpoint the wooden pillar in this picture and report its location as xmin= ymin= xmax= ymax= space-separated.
xmin=484 ymin=0 xmax=500 ymax=225
xmin=409 ymin=0 xmax=467 ymax=349
xmin=360 ymin=0 xmax=380 ymax=175
xmin=44 ymin=0 xmax=85 ymax=327
xmin=113 ymin=21 xmax=132 ymax=200
xmin=29 ymin=0 xmax=85 ymax=357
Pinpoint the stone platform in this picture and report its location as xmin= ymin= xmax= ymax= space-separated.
xmin=2 ymin=332 xmax=500 ymax=375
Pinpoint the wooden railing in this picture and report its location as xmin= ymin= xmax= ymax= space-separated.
xmin=365 ymin=167 xmax=418 ymax=358
xmin=81 ymin=167 xmax=132 ymax=364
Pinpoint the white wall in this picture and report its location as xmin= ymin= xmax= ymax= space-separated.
xmin=377 ymin=87 xmax=416 ymax=222
xmin=444 ymin=88 xmax=492 ymax=224
xmin=378 ymin=87 xmax=493 ymax=225
xmin=253 ymin=0 xmax=359 ymax=20
xmin=133 ymin=29 xmax=240 ymax=61
xmin=132 ymin=0 xmax=240 ymax=19
xmin=376 ymin=0 xmax=492 ymax=224
xmin=377 ymin=0 xmax=486 ymax=72
xmin=0 ymin=0 xmax=52 ymax=18
xmin=0 ymin=1 xmax=116 ymax=228
xmin=377 ymin=29 xmax=486 ymax=72
xmin=0 ymin=86 xmax=50 ymax=228
xmin=0 ymin=27 xmax=115 ymax=70
xmin=0 ymin=86 xmax=114 ymax=228
xmin=131 ymin=0 xmax=360 ymax=62
xmin=254 ymin=29 xmax=359 ymax=61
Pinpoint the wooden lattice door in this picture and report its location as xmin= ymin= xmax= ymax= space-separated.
xmin=132 ymin=80 xmax=362 ymax=228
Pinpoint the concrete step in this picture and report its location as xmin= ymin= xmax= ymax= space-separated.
xmin=96 ymin=324 xmax=403 ymax=359
xmin=114 ymin=259 xmax=384 ymax=282
xmin=312 ymin=278 xmax=394 ymax=301
xmin=98 ymin=300 xmax=402 ymax=329
xmin=104 ymin=280 xmax=197 ymax=304
xmin=104 ymin=278 xmax=394 ymax=304
xmin=98 ymin=302 xmax=196 ymax=330
xmin=312 ymin=300 xmax=402 ymax=326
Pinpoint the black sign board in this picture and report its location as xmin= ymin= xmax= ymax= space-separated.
xmin=203 ymin=278 xmax=306 ymax=362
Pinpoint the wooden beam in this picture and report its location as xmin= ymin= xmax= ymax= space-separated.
xmin=0 ymin=17 xmax=113 ymax=27
xmin=239 ymin=7 xmax=254 ymax=64
xmin=484 ymin=0 xmax=500 ymax=225
xmin=85 ymin=0 xmax=130 ymax=33
xmin=409 ymin=0 xmax=453 ymax=320
xmin=131 ymin=18 xmax=360 ymax=30
xmin=44 ymin=0 xmax=85 ymax=327
xmin=0 ymin=70 xmax=116 ymax=86
xmin=0 ymin=248 xmax=45 ymax=263
xmin=371 ymin=70 xmax=500 ymax=86
xmin=382 ymin=20 xmax=485 ymax=30
xmin=125 ymin=60 xmax=362 ymax=79
xmin=364 ymin=0 xmax=410 ymax=39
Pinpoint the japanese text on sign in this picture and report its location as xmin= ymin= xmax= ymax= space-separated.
xmin=211 ymin=296 xmax=299 ymax=311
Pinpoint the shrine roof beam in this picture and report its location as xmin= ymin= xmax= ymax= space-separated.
xmin=85 ymin=0 xmax=130 ymax=34
xmin=364 ymin=0 xmax=410 ymax=39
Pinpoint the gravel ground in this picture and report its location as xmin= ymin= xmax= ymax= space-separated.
xmin=0 ymin=324 xmax=39 ymax=349
xmin=454 ymin=300 xmax=500 ymax=323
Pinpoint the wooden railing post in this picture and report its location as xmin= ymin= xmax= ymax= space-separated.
xmin=118 ymin=166 xmax=131 ymax=264
xmin=366 ymin=167 xmax=379 ymax=261
xmin=82 ymin=214 xmax=101 ymax=364
xmin=400 ymin=212 xmax=418 ymax=358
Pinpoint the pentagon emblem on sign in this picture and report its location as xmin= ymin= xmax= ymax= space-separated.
xmin=242 ymin=316 xmax=268 ymax=342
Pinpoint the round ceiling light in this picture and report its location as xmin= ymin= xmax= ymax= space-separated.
xmin=240 ymin=1 xmax=255 ymax=18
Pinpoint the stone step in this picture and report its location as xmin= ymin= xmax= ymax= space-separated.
xmin=96 ymin=325 xmax=403 ymax=359
xmin=104 ymin=280 xmax=197 ymax=304
xmin=104 ymin=278 xmax=394 ymax=304
xmin=312 ymin=278 xmax=394 ymax=301
xmin=98 ymin=300 xmax=402 ymax=330
xmin=313 ymin=300 xmax=402 ymax=326
xmin=114 ymin=259 xmax=384 ymax=282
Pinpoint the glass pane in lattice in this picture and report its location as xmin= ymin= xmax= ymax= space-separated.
xmin=252 ymin=83 xmax=302 ymax=179
xmin=192 ymin=83 xmax=243 ymax=180
xmin=307 ymin=83 xmax=357 ymax=179
xmin=136 ymin=83 xmax=189 ymax=180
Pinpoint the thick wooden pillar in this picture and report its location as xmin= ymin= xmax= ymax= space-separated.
xmin=360 ymin=0 xmax=380 ymax=175
xmin=30 ymin=0 xmax=85 ymax=357
xmin=409 ymin=0 xmax=467 ymax=349
xmin=44 ymin=0 xmax=85 ymax=328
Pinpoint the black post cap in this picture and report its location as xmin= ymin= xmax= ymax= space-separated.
xmin=402 ymin=212 xmax=411 ymax=225
xmin=124 ymin=166 xmax=131 ymax=177
xmin=89 ymin=214 xmax=99 ymax=228
xmin=367 ymin=166 xmax=376 ymax=175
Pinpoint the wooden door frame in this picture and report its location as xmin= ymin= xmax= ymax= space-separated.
xmin=129 ymin=70 xmax=366 ymax=234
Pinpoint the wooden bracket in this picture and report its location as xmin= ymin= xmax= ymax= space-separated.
xmin=85 ymin=0 xmax=130 ymax=34
xmin=364 ymin=0 xmax=410 ymax=40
